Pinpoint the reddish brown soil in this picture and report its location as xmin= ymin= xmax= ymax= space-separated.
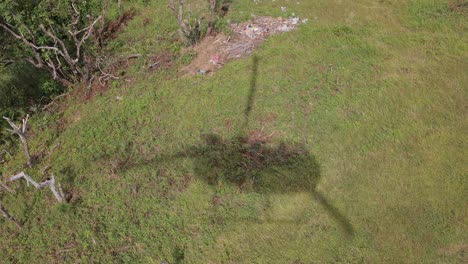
xmin=182 ymin=16 xmax=307 ymax=75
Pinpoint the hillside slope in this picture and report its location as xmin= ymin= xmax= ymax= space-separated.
xmin=1 ymin=0 xmax=467 ymax=263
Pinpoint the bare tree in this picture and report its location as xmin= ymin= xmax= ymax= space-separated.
xmin=168 ymin=0 xmax=204 ymax=45
xmin=118 ymin=0 xmax=123 ymax=13
xmin=0 ymin=1 xmax=103 ymax=87
xmin=207 ymin=0 xmax=216 ymax=36
xmin=9 ymin=172 xmax=65 ymax=203
xmin=169 ymin=0 xmax=191 ymax=44
xmin=3 ymin=115 xmax=33 ymax=168
xmin=169 ymin=0 xmax=224 ymax=44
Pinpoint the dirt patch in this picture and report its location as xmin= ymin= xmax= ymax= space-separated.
xmin=448 ymin=0 xmax=468 ymax=13
xmin=438 ymin=244 xmax=468 ymax=261
xmin=148 ymin=51 xmax=173 ymax=71
xmin=211 ymin=195 xmax=222 ymax=208
xmin=182 ymin=16 xmax=308 ymax=74
xmin=103 ymin=9 xmax=136 ymax=40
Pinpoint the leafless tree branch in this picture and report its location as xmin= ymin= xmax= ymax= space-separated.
xmin=207 ymin=0 xmax=216 ymax=35
xmin=9 ymin=172 xmax=65 ymax=203
xmin=42 ymin=92 xmax=69 ymax=111
xmin=0 ymin=59 xmax=15 ymax=67
xmin=97 ymin=59 xmax=119 ymax=86
xmin=118 ymin=0 xmax=123 ymax=12
xmin=0 ymin=4 xmax=103 ymax=87
xmin=3 ymin=115 xmax=33 ymax=167
xmin=169 ymin=0 xmax=190 ymax=43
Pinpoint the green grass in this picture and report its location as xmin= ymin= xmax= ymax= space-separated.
xmin=1 ymin=0 xmax=467 ymax=263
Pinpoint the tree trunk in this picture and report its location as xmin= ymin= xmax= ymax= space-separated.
xmin=18 ymin=136 xmax=32 ymax=168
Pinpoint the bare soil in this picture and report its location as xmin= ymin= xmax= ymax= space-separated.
xmin=104 ymin=9 xmax=137 ymax=40
xmin=182 ymin=16 xmax=308 ymax=75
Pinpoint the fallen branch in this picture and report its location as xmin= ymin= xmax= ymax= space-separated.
xmin=3 ymin=115 xmax=33 ymax=167
xmin=148 ymin=60 xmax=161 ymax=69
xmin=9 ymin=172 xmax=65 ymax=203
xmin=97 ymin=61 xmax=119 ymax=86
xmin=42 ymin=92 xmax=70 ymax=111
xmin=0 ymin=59 xmax=15 ymax=67
xmin=0 ymin=201 xmax=22 ymax=229
xmin=127 ymin=53 xmax=141 ymax=59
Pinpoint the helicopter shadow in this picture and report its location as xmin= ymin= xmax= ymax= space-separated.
xmin=169 ymin=132 xmax=354 ymax=237
xmin=141 ymin=55 xmax=354 ymax=237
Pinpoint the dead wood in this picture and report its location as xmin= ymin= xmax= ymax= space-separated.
xmin=2 ymin=115 xmax=33 ymax=167
xmin=9 ymin=172 xmax=65 ymax=203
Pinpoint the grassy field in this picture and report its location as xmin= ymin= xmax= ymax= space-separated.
xmin=1 ymin=0 xmax=467 ymax=263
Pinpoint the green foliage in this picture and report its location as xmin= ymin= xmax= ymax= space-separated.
xmin=0 ymin=59 xmax=64 ymax=165
xmin=39 ymin=79 xmax=63 ymax=96
xmin=0 ymin=0 xmax=98 ymax=49
xmin=406 ymin=0 xmax=467 ymax=30
xmin=178 ymin=50 xmax=197 ymax=65
xmin=170 ymin=42 xmax=181 ymax=55
xmin=0 ymin=62 xmax=62 ymax=123
xmin=0 ymin=0 xmax=105 ymax=85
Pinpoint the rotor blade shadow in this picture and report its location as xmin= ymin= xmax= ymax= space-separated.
xmin=311 ymin=190 xmax=355 ymax=238
xmin=242 ymin=55 xmax=259 ymax=131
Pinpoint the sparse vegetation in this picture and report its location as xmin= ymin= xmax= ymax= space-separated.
xmin=0 ymin=0 xmax=467 ymax=263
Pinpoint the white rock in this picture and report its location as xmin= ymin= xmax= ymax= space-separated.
xmin=278 ymin=25 xmax=290 ymax=32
